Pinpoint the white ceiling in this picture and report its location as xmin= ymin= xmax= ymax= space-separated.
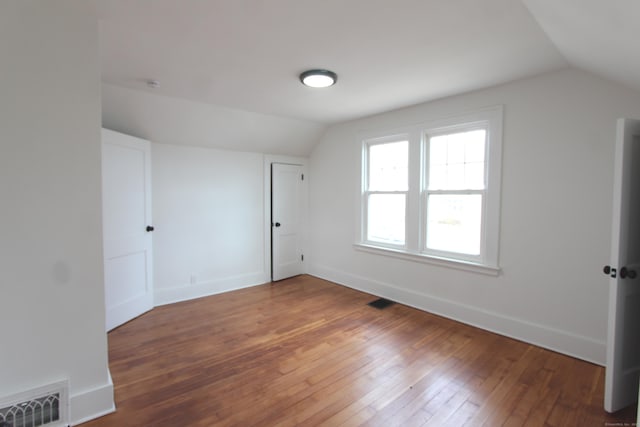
xmin=98 ymin=0 xmax=570 ymax=125
xmin=523 ymin=0 xmax=640 ymax=95
xmin=98 ymin=0 xmax=640 ymax=152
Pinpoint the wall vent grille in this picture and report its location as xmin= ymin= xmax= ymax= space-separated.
xmin=0 ymin=381 xmax=68 ymax=427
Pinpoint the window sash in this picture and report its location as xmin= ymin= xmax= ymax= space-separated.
xmin=363 ymin=190 xmax=408 ymax=248
xmin=422 ymin=189 xmax=486 ymax=262
xmin=424 ymin=124 xmax=488 ymax=192
xmin=365 ymin=139 xmax=409 ymax=192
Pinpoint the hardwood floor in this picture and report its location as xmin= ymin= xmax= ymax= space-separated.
xmin=81 ymin=275 xmax=636 ymax=426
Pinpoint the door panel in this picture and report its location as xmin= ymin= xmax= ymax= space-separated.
xmin=605 ymin=118 xmax=640 ymax=412
xmin=102 ymin=129 xmax=153 ymax=331
xmin=272 ymin=163 xmax=304 ymax=281
xmin=104 ymin=252 xmax=148 ymax=307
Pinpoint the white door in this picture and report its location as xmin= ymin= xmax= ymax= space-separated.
xmin=604 ymin=118 xmax=640 ymax=412
xmin=272 ymin=163 xmax=304 ymax=281
xmin=102 ymin=129 xmax=154 ymax=331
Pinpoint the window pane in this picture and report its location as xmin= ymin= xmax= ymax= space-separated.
xmin=426 ymin=194 xmax=482 ymax=255
xmin=447 ymin=133 xmax=465 ymax=164
xmin=428 ymin=164 xmax=447 ymax=190
xmin=368 ymin=141 xmax=408 ymax=191
xmin=428 ymin=129 xmax=486 ymax=190
xmin=429 ymin=136 xmax=448 ymax=165
xmin=367 ymin=194 xmax=405 ymax=245
xmin=465 ymin=130 xmax=486 ymax=162
xmin=465 ymin=162 xmax=485 ymax=189
xmin=447 ymin=163 xmax=465 ymax=189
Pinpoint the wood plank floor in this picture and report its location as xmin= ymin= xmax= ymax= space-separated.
xmin=81 ymin=275 xmax=637 ymax=426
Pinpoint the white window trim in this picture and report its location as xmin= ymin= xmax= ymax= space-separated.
xmin=356 ymin=105 xmax=503 ymax=274
xmin=353 ymin=242 xmax=501 ymax=276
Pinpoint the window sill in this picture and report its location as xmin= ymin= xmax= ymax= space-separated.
xmin=353 ymin=243 xmax=501 ymax=276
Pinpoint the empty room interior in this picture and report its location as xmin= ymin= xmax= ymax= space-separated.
xmin=3 ymin=1 xmax=640 ymax=426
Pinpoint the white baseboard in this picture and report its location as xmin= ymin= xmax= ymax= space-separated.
xmin=69 ymin=372 xmax=115 ymax=426
xmin=154 ymin=271 xmax=269 ymax=306
xmin=309 ymin=263 xmax=606 ymax=366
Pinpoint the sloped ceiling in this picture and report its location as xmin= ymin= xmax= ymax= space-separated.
xmin=98 ymin=0 xmax=638 ymax=154
xmin=523 ymin=0 xmax=640 ymax=95
xmin=102 ymin=83 xmax=326 ymax=156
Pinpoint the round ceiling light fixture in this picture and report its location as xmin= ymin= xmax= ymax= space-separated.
xmin=299 ymin=69 xmax=337 ymax=88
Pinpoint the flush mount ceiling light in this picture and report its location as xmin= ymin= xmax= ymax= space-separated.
xmin=299 ymin=69 xmax=337 ymax=88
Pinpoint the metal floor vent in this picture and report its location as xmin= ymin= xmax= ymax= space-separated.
xmin=0 ymin=381 xmax=68 ymax=427
xmin=368 ymin=298 xmax=395 ymax=309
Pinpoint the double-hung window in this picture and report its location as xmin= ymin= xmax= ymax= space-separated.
xmin=358 ymin=106 xmax=503 ymax=274
xmin=424 ymin=126 xmax=486 ymax=261
xmin=363 ymin=137 xmax=409 ymax=247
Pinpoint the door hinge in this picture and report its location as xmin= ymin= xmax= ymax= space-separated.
xmin=301 ymin=254 xmax=304 ymax=261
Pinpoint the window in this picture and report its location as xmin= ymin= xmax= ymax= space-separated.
xmin=358 ymin=106 xmax=503 ymax=274
xmin=364 ymin=138 xmax=408 ymax=247
xmin=424 ymin=127 xmax=486 ymax=260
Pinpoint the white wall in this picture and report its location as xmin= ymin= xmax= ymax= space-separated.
xmin=309 ymin=68 xmax=640 ymax=365
xmin=152 ymin=143 xmax=268 ymax=304
xmin=0 ymin=1 xmax=113 ymax=424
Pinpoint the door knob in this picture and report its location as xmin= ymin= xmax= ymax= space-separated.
xmin=274 ymin=222 xmax=281 ymax=227
xmin=146 ymin=225 xmax=155 ymax=232
xmin=620 ymin=266 xmax=637 ymax=279
xmin=604 ymin=265 xmax=617 ymax=278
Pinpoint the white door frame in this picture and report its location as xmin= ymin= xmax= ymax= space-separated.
xmin=263 ymin=155 xmax=308 ymax=282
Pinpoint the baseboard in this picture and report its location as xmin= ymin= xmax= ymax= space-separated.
xmin=154 ymin=271 xmax=269 ymax=306
xmin=69 ymin=372 xmax=115 ymax=426
xmin=309 ymin=263 xmax=606 ymax=365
